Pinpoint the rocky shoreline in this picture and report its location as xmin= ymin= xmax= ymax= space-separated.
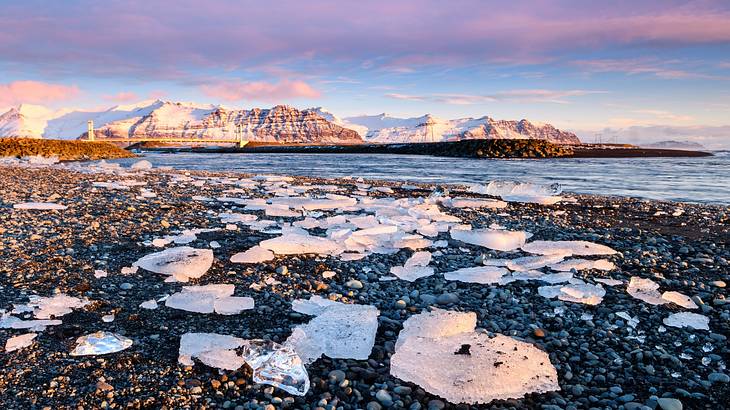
xmin=0 ymin=163 xmax=728 ymax=409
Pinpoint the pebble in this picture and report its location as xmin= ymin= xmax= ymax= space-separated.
xmin=436 ymin=292 xmax=459 ymax=305
xmin=708 ymin=372 xmax=730 ymax=383
xmin=657 ymin=397 xmax=683 ymax=410
xmin=346 ymin=279 xmax=363 ymax=289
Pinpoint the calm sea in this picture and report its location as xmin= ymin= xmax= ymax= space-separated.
xmin=110 ymin=151 xmax=730 ymax=204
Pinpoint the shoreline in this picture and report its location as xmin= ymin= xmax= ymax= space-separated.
xmin=136 ymin=141 xmax=713 ymax=158
xmin=0 ymin=163 xmax=727 ymax=409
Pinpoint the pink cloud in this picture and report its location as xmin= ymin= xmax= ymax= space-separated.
xmin=571 ymin=59 xmax=715 ymax=79
xmin=102 ymin=91 xmax=139 ymax=103
xmin=0 ymin=80 xmax=80 ymax=108
xmin=200 ymin=79 xmax=320 ymax=102
xmin=1 ymin=2 xmax=729 ymax=77
xmin=386 ymin=89 xmax=604 ymax=105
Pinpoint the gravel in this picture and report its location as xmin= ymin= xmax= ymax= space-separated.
xmin=0 ymin=164 xmax=727 ymax=409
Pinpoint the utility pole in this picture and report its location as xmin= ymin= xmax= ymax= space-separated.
xmin=87 ymin=120 xmax=95 ymax=141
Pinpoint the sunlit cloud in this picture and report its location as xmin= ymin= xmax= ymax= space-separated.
xmin=572 ymin=59 xmax=716 ymax=79
xmin=632 ymin=109 xmax=694 ymax=122
xmin=200 ymin=79 xmax=321 ymax=102
xmin=102 ymin=91 xmax=139 ymax=103
xmin=0 ymin=80 xmax=80 ymax=108
xmin=386 ymin=89 xmax=604 ymax=105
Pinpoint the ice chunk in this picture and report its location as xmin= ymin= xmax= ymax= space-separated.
xmin=501 ymin=270 xmax=573 ymax=285
xmin=390 ymin=266 xmax=435 ymax=282
xmin=522 ymin=240 xmax=617 ymax=256
xmin=549 ymin=258 xmax=616 ymax=272
xmin=13 ymin=202 xmax=67 ymax=210
xmin=391 ymin=309 xmax=559 ymax=404
xmin=390 ymin=251 xmax=434 ymax=281
xmin=240 ymin=339 xmax=310 ymax=396
xmin=538 ymin=281 xmax=605 ymax=305
xmin=70 ymin=332 xmax=133 ymax=356
xmin=395 ymin=309 xmax=477 ymax=350
xmin=178 ymin=332 xmax=244 ymax=367
xmin=285 ymin=298 xmax=379 ymax=364
xmin=661 ymin=291 xmax=698 ymax=309
xmin=505 ymin=254 xmax=565 ymax=271
xmin=483 ymin=181 xmax=562 ymax=196
xmin=230 ymin=246 xmax=275 ymax=263
xmin=663 ymin=312 xmax=710 ymax=330
xmin=626 ymin=277 xmax=668 ymax=305
xmin=0 ymin=315 xmax=62 ymax=331
xmin=260 ymin=233 xmax=344 ymax=256
xmin=214 ymin=297 xmax=256 ymax=315
xmin=134 ymin=246 xmax=214 ymax=282
xmin=264 ymin=204 xmax=301 ymax=218
xmin=130 ymin=160 xmax=152 ymax=170
xmin=405 ymin=251 xmax=432 ymax=267
xmin=443 ymin=266 xmax=509 ymax=285
xmin=616 ymin=311 xmax=640 ymax=328
xmin=291 ymin=295 xmax=341 ymax=316
xmin=15 ymin=294 xmax=90 ymax=319
xmin=451 ymin=228 xmax=529 ymax=252
xmin=5 ymin=333 xmax=37 ymax=352
xmin=165 ymin=284 xmax=254 ymax=315
xmin=140 ymin=299 xmax=159 ymax=310
xmin=442 ymin=197 xmax=508 ymax=209
xmin=595 ymin=278 xmax=623 ymax=286
xmin=502 ymin=195 xmax=563 ymax=205
xmin=219 ymin=213 xmax=258 ymax=224
xmin=23 ymin=155 xmax=59 ymax=165
xmin=179 ymin=333 xmax=310 ymax=396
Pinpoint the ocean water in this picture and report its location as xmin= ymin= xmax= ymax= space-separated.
xmin=111 ymin=151 xmax=730 ymax=204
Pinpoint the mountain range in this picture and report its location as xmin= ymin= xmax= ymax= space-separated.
xmin=640 ymin=140 xmax=706 ymax=150
xmin=0 ymin=100 xmax=580 ymax=145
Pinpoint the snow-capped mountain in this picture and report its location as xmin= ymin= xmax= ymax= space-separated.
xmin=641 ymin=140 xmax=706 ymax=150
xmin=337 ymin=113 xmax=580 ymax=144
xmin=0 ymin=104 xmax=56 ymax=138
xmin=0 ymin=101 xmax=362 ymax=144
xmin=1 ymin=100 xmax=578 ymax=145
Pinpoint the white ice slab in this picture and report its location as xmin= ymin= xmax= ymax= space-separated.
xmin=134 ymin=246 xmax=214 ymax=282
xmin=391 ymin=308 xmax=559 ymax=404
xmin=451 ymin=228 xmax=529 ymax=252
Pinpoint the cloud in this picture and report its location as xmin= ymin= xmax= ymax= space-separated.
xmin=632 ymin=109 xmax=694 ymax=122
xmin=102 ymin=91 xmax=139 ymax=103
xmin=200 ymin=79 xmax=320 ymax=102
xmin=1 ymin=1 xmax=730 ymax=78
xmin=0 ymin=80 xmax=80 ymax=108
xmin=572 ymin=59 xmax=716 ymax=79
xmin=386 ymin=89 xmax=603 ymax=105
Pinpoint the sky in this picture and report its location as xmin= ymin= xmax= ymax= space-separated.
xmin=1 ymin=0 xmax=729 ymax=147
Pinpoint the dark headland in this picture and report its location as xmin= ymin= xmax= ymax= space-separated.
xmin=141 ymin=140 xmax=714 ymax=159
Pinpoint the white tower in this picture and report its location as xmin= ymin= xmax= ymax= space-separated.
xmin=87 ymin=120 xmax=95 ymax=141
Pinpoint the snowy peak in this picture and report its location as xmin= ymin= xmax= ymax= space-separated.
xmin=92 ymin=103 xmax=363 ymax=144
xmin=0 ymin=104 xmax=55 ymax=138
xmin=0 ymin=100 xmax=578 ymax=145
xmin=342 ymin=113 xmax=580 ymax=144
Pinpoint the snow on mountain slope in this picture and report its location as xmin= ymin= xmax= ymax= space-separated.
xmin=93 ymin=102 xmax=362 ymax=144
xmin=0 ymin=104 xmax=55 ymax=138
xmin=43 ymin=100 xmax=166 ymax=139
xmin=0 ymin=100 xmax=577 ymax=144
xmin=342 ymin=113 xmax=580 ymax=144
xmin=308 ymin=107 xmax=368 ymax=137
